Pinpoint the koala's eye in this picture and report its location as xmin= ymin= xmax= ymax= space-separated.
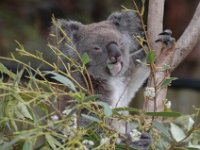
xmin=92 ymin=46 xmax=102 ymax=52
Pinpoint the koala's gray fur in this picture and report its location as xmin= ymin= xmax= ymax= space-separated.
xmin=50 ymin=10 xmax=150 ymax=132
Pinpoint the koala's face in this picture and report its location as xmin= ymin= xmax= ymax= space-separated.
xmin=74 ymin=22 xmax=131 ymax=79
xmin=50 ymin=11 xmax=141 ymax=80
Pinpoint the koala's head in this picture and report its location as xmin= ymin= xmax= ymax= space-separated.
xmin=50 ymin=11 xmax=141 ymax=80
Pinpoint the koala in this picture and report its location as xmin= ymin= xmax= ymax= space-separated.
xmin=50 ymin=10 xmax=149 ymax=109
xmin=49 ymin=10 xmax=153 ymax=149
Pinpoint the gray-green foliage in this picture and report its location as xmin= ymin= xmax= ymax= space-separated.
xmin=0 ymin=14 xmax=200 ymax=149
xmin=0 ymin=43 xmax=199 ymax=150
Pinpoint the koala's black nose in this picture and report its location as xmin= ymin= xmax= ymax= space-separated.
xmin=106 ymin=42 xmax=121 ymax=63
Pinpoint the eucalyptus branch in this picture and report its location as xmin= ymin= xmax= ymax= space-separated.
xmin=147 ymin=0 xmax=165 ymax=55
xmin=144 ymin=1 xmax=200 ymax=112
xmin=143 ymin=0 xmax=165 ymax=112
xmin=171 ymin=2 xmax=200 ymax=69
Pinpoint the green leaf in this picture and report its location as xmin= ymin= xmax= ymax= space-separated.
xmin=175 ymin=116 xmax=194 ymax=131
xmin=45 ymin=134 xmax=63 ymax=149
xmin=113 ymin=107 xmax=140 ymax=113
xmin=81 ymin=114 xmax=100 ymax=123
xmin=2 ymin=132 xmax=34 ymax=149
xmin=145 ymin=111 xmax=181 ymax=117
xmin=140 ymin=0 xmax=145 ymax=16
xmin=13 ymin=67 xmax=25 ymax=87
xmin=146 ymin=51 xmax=156 ymax=64
xmin=16 ymin=102 xmax=33 ymax=120
xmin=187 ymin=148 xmax=200 ymax=150
xmin=84 ymin=95 xmax=98 ymax=102
xmin=170 ymin=123 xmax=186 ymax=142
xmin=97 ymin=102 xmax=112 ymax=117
xmin=36 ymin=103 xmax=48 ymax=115
xmin=107 ymin=64 xmax=113 ymax=70
xmin=188 ymin=141 xmax=200 ymax=149
xmin=70 ymin=92 xmax=85 ymax=101
xmin=116 ymin=144 xmax=136 ymax=150
xmin=161 ymin=77 xmax=178 ymax=88
xmin=35 ymin=50 xmax=43 ymax=59
xmin=43 ymin=71 xmax=76 ymax=92
xmin=0 ymin=63 xmax=16 ymax=79
xmin=81 ymin=52 xmax=90 ymax=65
xmin=5 ymin=100 xmax=18 ymax=131
xmin=153 ymin=121 xmax=171 ymax=139
xmin=23 ymin=140 xmax=33 ymax=150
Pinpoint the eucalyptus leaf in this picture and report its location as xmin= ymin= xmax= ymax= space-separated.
xmin=81 ymin=114 xmax=100 ymax=123
xmin=146 ymin=111 xmax=181 ymax=117
xmin=113 ymin=107 xmax=140 ymax=113
xmin=153 ymin=121 xmax=171 ymax=139
xmin=43 ymin=71 xmax=76 ymax=92
xmin=84 ymin=95 xmax=98 ymax=102
xmin=0 ymin=63 xmax=16 ymax=79
xmin=45 ymin=134 xmax=63 ymax=149
xmin=175 ymin=116 xmax=194 ymax=131
xmin=23 ymin=140 xmax=33 ymax=150
xmin=170 ymin=123 xmax=186 ymax=142
xmin=116 ymin=144 xmax=136 ymax=150
xmin=146 ymin=51 xmax=156 ymax=64
xmin=188 ymin=142 xmax=200 ymax=149
xmin=97 ymin=101 xmax=112 ymax=117
xmin=187 ymin=148 xmax=200 ymax=150
xmin=81 ymin=52 xmax=90 ymax=65
xmin=107 ymin=64 xmax=113 ymax=70
xmin=16 ymin=102 xmax=33 ymax=120
xmin=13 ymin=67 xmax=25 ymax=87
xmin=161 ymin=77 xmax=178 ymax=88
xmin=2 ymin=132 xmax=34 ymax=149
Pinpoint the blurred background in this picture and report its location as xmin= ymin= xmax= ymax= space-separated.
xmin=0 ymin=0 xmax=200 ymax=114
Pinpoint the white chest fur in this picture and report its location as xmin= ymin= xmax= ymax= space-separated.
xmin=109 ymin=77 xmax=127 ymax=108
xmin=109 ymin=66 xmax=150 ymax=109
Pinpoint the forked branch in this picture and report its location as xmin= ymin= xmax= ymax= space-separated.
xmin=144 ymin=0 xmax=200 ymax=112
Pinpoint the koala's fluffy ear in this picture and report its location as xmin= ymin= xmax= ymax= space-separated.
xmin=107 ymin=11 xmax=141 ymax=34
xmin=49 ymin=19 xmax=82 ymax=45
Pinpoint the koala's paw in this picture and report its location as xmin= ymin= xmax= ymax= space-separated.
xmin=127 ymin=131 xmax=152 ymax=150
xmin=155 ymin=29 xmax=175 ymax=48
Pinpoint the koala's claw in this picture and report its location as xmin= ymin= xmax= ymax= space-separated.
xmin=158 ymin=29 xmax=172 ymax=36
xmin=155 ymin=29 xmax=175 ymax=47
xmin=128 ymin=132 xmax=152 ymax=150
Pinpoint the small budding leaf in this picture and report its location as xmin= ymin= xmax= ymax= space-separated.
xmin=81 ymin=52 xmax=90 ymax=65
xmin=147 ymin=51 xmax=156 ymax=64
xmin=161 ymin=77 xmax=178 ymax=88
xmin=35 ymin=50 xmax=43 ymax=59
